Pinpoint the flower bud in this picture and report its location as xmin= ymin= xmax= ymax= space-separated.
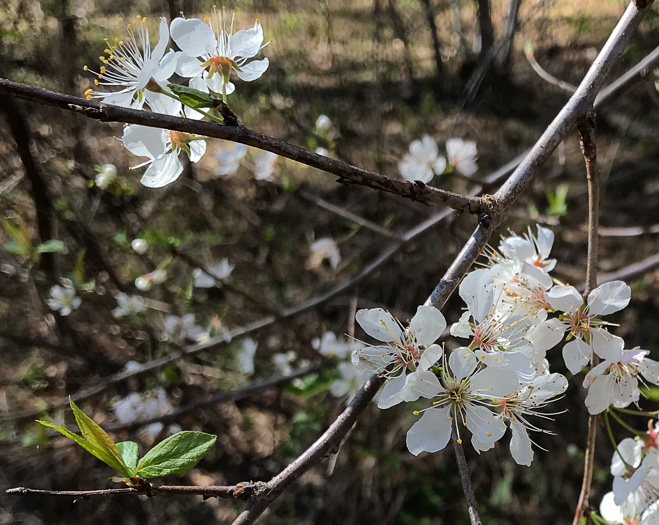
xmin=131 ymin=238 xmax=148 ymax=255
xmin=151 ymin=269 xmax=167 ymax=284
xmin=135 ymin=276 xmax=152 ymax=291
xmin=315 ymin=114 xmax=332 ymax=131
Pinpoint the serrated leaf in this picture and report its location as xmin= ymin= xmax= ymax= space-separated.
xmin=36 ymin=239 xmax=68 ymax=254
xmin=135 ymin=431 xmax=216 ymax=478
xmin=68 ymin=399 xmax=133 ymax=478
xmin=167 ymin=83 xmax=214 ymax=109
xmin=117 ymin=441 xmax=139 ymax=472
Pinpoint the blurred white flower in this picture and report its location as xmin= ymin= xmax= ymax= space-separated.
xmin=273 ymin=351 xmax=296 ymax=376
xmin=315 ymin=147 xmax=329 ymax=157
xmin=163 ymin=313 xmax=209 ymax=343
xmin=308 ymin=237 xmax=341 ymax=270
xmin=312 ymin=331 xmax=351 ymax=359
xmin=193 ymin=258 xmax=234 ymax=288
xmin=112 ymin=293 xmax=146 ymax=318
xmin=446 ymin=138 xmax=478 ymax=176
xmin=131 ymin=238 xmax=148 ymax=255
xmin=135 ymin=276 xmax=152 ymax=291
xmin=330 ymin=361 xmax=370 ymax=399
xmin=216 ymin=143 xmax=248 ymax=175
xmin=398 ymin=135 xmax=446 ymax=183
xmin=151 ymin=269 xmax=167 ymax=284
xmin=315 ymin=114 xmax=332 ymax=131
xmin=237 ymin=338 xmax=258 ymax=375
xmin=95 ymin=164 xmax=117 ymax=190
xmin=46 ymin=279 xmax=81 ymax=316
xmin=114 ymin=387 xmax=178 ymax=438
xmin=251 ymin=151 xmax=278 ymax=180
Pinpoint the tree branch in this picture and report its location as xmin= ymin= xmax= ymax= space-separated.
xmin=572 ymin=110 xmax=601 ymax=525
xmin=451 ymin=426 xmax=482 ymax=525
xmin=0 ymin=77 xmax=486 ymax=215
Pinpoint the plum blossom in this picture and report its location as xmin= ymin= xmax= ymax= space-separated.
xmin=114 ymin=387 xmax=178 ymax=438
xmin=312 ymin=331 xmax=351 ymax=359
xmin=545 ymin=280 xmax=631 ymax=374
xmin=134 ymin=269 xmax=167 ymax=291
xmin=490 ymin=224 xmax=557 ymax=272
xmin=193 ymin=259 xmax=234 ymax=288
xmin=95 ymin=164 xmax=117 ymax=190
xmin=308 ymin=237 xmax=341 ymax=270
xmin=216 ymin=143 xmax=248 ymax=175
xmin=112 ymin=292 xmax=146 ymax=318
xmin=237 ymin=338 xmax=258 ymax=375
xmin=123 ymin=123 xmax=206 ymax=188
xmin=405 ymin=347 xmax=518 ymax=455
xmin=163 ymin=314 xmax=208 ymax=343
xmin=445 ymin=138 xmax=478 ymax=176
xmin=398 ymin=135 xmax=447 ymax=183
xmin=171 ymin=9 xmax=269 ymax=98
xmin=273 ymin=351 xmax=297 ymax=376
xmin=84 ymin=17 xmax=179 ymax=115
xmin=47 ymin=279 xmax=81 ymax=316
xmin=352 ymin=306 xmax=446 ymax=409
xmin=330 ymin=362 xmax=370 ymax=399
xmin=315 ymin=114 xmax=332 ymax=131
xmin=251 ymin=151 xmax=278 ymax=180
xmin=583 ymin=346 xmax=659 ymax=414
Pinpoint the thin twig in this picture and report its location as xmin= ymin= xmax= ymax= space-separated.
xmin=451 ymin=426 xmax=482 ymax=525
xmin=296 ymin=188 xmax=404 ymax=241
xmin=525 ymin=45 xmax=577 ymax=93
xmin=0 ymin=78 xmax=486 ymax=215
xmin=6 ymin=483 xmax=256 ymax=500
xmin=572 ymin=110 xmax=601 ymax=525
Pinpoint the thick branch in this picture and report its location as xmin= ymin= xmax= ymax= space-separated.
xmin=0 ymin=78 xmax=485 ymax=215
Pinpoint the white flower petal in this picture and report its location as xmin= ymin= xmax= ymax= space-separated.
xmin=356 ymin=308 xmax=402 ymax=343
xmin=458 ymin=268 xmax=495 ymax=323
xmin=377 ymin=374 xmax=407 ymax=409
xmin=406 ymin=406 xmax=452 ymax=456
xmin=448 ymin=347 xmax=478 ymax=380
xmin=171 ymin=18 xmax=217 ymax=58
xmin=585 ymin=374 xmax=615 ymax=414
xmin=546 ymin=285 xmax=583 ymax=312
xmin=588 ymin=281 xmax=631 ymax=316
xmin=141 ymin=152 xmax=183 ymax=188
xmin=418 ymin=344 xmax=443 ymax=371
xmin=510 ymin=420 xmax=534 ymax=466
xmin=591 ymin=328 xmax=625 ymax=361
xmin=123 ymin=125 xmax=168 ymax=159
xmin=236 ymin=58 xmax=269 ymax=82
xmin=465 ymin=403 xmax=506 ymax=444
xmin=408 ymin=305 xmax=446 ymax=347
xmin=229 ymin=23 xmax=265 ymax=59
xmin=188 ymin=140 xmax=207 ymax=163
xmin=401 ymin=370 xmax=443 ymax=402
xmin=562 ymin=339 xmax=592 ymax=374
xmin=470 ymin=366 xmax=519 ymax=397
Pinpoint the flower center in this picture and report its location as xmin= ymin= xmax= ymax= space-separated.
xmin=202 ymin=56 xmax=236 ymax=81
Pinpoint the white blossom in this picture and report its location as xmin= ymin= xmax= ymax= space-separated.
xmin=445 ymin=138 xmax=478 ymax=176
xmin=163 ymin=314 xmax=209 ymax=343
xmin=84 ymin=17 xmax=179 ymax=115
xmin=273 ymin=351 xmax=297 ymax=376
xmin=95 ymin=164 xmax=117 ymax=190
xmin=112 ymin=292 xmax=146 ymax=318
xmin=216 ymin=143 xmax=248 ymax=175
xmin=315 ymin=114 xmax=332 ymax=131
xmin=330 ymin=362 xmax=369 ymax=399
xmin=193 ymin=259 xmax=234 ymax=288
xmin=123 ymin=124 xmax=206 ymax=188
xmin=312 ymin=331 xmax=351 ymax=359
xmin=46 ymin=279 xmax=81 ymax=316
xmin=251 ymin=151 xmax=278 ymax=180
xmin=308 ymin=237 xmax=341 ymax=270
xmin=398 ymin=135 xmax=447 ymax=183
xmin=171 ymin=9 xmax=269 ymax=97
xmin=237 ymin=338 xmax=257 ymax=375
xmin=113 ymin=387 xmax=178 ymax=438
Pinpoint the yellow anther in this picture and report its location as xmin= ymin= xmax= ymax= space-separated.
xmin=84 ymin=89 xmax=92 ymax=95
xmin=457 ymin=438 xmax=462 ymax=444
xmin=142 ymin=17 xmax=147 ymax=24
xmin=83 ymin=65 xmax=88 ymax=71
xmin=487 ymin=432 xmax=492 ymax=437
xmin=94 ymin=79 xmax=98 ymax=85
xmin=100 ymin=66 xmax=106 ymax=73
xmin=86 ymin=95 xmax=92 ymax=100
xmin=413 ymin=411 xmax=419 ymax=416
xmin=99 ymin=56 xmax=105 ymax=61
xmin=136 ymin=14 xmax=141 ymax=19
xmin=97 ymin=74 xmax=103 ymax=79
xmin=118 ymin=17 xmax=123 ymax=23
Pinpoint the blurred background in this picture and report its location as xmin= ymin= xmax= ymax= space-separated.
xmin=1 ymin=0 xmax=658 ymax=523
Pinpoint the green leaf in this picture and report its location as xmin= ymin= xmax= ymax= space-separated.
xmin=167 ymin=83 xmax=214 ymax=109
xmin=36 ymin=239 xmax=68 ymax=254
xmin=117 ymin=441 xmax=139 ymax=472
xmin=135 ymin=431 xmax=216 ymax=478
xmin=68 ymin=399 xmax=133 ymax=478
xmin=4 ymin=239 xmax=29 ymax=255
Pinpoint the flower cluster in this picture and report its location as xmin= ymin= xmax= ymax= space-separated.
xmin=351 ymin=224 xmax=648 ymax=466
xmin=86 ymin=10 xmax=269 ymax=188
xmin=399 ymin=136 xmax=477 ymax=183
xmin=600 ymin=428 xmax=659 ymax=523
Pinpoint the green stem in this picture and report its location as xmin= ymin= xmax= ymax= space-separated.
xmin=603 ymin=410 xmax=632 ymax=472
xmin=613 ymin=406 xmax=659 ymax=418
xmin=608 ymin=409 xmax=643 ymax=437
